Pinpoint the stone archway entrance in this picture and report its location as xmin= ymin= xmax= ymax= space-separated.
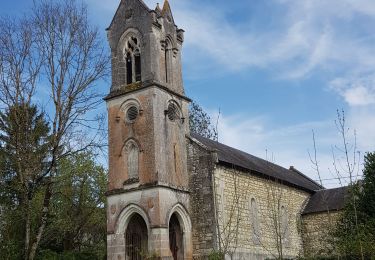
xmin=169 ymin=213 xmax=184 ymax=260
xmin=125 ymin=214 xmax=148 ymax=260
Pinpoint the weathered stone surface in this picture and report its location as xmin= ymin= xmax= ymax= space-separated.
xmin=213 ymin=166 xmax=310 ymax=259
xmin=106 ymin=1 xmax=192 ymax=259
xmin=302 ymin=211 xmax=341 ymax=257
xmin=187 ymin=138 xmax=218 ymax=258
xmin=107 ymin=0 xmax=184 ymax=95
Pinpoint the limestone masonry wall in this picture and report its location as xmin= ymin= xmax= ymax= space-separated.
xmin=187 ymin=138 xmax=218 ymax=258
xmin=214 ymin=166 xmax=310 ymax=259
xmin=302 ymin=211 xmax=341 ymax=257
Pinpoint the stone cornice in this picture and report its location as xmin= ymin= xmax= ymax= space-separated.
xmin=104 ymin=80 xmax=191 ymax=102
xmin=105 ymin=182 xmax=190 ymax=197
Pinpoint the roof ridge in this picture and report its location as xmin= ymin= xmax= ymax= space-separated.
xmin=317 ymin=186 xmax=348 ymax=192
xmin=191 ymin=133 xmax=322 ymax=192
xmin=289 ymin=166 xmax=324 ymax=190
xmin=187 ymin=134 xmax=217 ymax=153
xmin=193 ymin=133 xmax=294 ymax=173
xmin=106 ymin=0 xmax=151 ymax=31
xmin=137 ymin=0 xmax=151 ymax=11
xmin=302 ymin=185 xmax=349 ymax=215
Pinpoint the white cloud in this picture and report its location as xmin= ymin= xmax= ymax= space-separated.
xmin=347 ymin=107 xmax=375 ymax=152
xmin=166 ymin=0 xmax=375 ymax=94
xmin=330 ymin=75 xmax=375 ymax=106
xmin=212 ymin=110 xmax=366 ymax=188
xmin=88 ymin=0 xmax=375 ymax=84
xmin=344 ymin=87 xmax=375 ymax=106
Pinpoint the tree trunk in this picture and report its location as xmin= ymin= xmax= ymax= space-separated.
xmin=24 ymin=199 xmax=31 ymax=260
xmin=28 ymin=183 xmax=52 ymax=260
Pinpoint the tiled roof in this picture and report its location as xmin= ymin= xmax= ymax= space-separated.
xmin=303 ymin=186 xmax=349 ymax=215
xmin=191 ymin=133 xmax=323 ymax=192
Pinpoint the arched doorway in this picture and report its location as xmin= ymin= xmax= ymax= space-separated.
xmin=169 ymin=213 xmax=184 ymax=260
xmin=125 ymin=214 xmax=148 ymax=260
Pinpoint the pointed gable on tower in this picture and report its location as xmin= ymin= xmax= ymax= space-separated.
xmin=161 ymin=0 xmax=175 ymax=24
xmin=106 ymin=0 xmax=151 ymax=51
xmin=106 ymin=0 xmax=185 ymax=96
xmin=155 ymin=2 xmax=162 ymax=16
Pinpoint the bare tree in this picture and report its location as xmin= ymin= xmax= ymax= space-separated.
xmin=331 ymin=110 xmax=363 ymax=260
xmin=213 ymin=168 xmax=247 ymax=259
xmin=304 ymin=110 xmax=363 ymax=259
xmin=259 ymin=179 xmax=293 ymax=260
xmin=0 ymin=14 xmax=44 ymax=260
xmin=0 ymin=17 xmax=41 ymax=108
xmin=306 ymin=130 xmax=338 ymax=257
xmin=0 ymin=1 xmax=108 ymax=259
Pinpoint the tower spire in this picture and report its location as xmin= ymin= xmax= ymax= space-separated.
xmin=156 ymin=2 xmax=161 ymax=13
xmin=162 ymin=0 xmax=174 ymax=23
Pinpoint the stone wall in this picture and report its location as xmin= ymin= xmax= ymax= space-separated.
xmin=187 ymin=137 xmax=218 ymax=258
xmin=214 ymin=166 xmax=311 ymax=259
xmin=107 ymin=0 xmax=184 ymax=95
xmin=106 ymin=187 xmax=192 ymax=260
xmin=302 ymin=211 xmax=341 ymax=257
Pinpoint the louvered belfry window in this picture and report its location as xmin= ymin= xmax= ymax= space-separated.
xmin=124 ymin=36 xmax=141 ymax=85
xmin=126 ymin=106 xmax=139 ymax=123
xmin=167 ymin=103 xmax=179 ymax=121
xmin=126 ymin=52 xmax=133 ymax=84
xmin=135 ymin=52 xmax=141 ymax=82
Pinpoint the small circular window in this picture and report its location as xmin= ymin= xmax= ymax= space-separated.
xmin=167 ymin=103 xmax=179 ymax=121
xmin=126 ymin=106 xmax=139 ymax=122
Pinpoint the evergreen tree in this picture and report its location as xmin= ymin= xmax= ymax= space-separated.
xmin=0 ymin=106 xmax=107 ymax=259
xmin=0 ymin=104 xmax=50 ymax=259
xmin=358 ymin=152 xmax=375 ymax=219
xmin=336 ymin=152 xmax=375 ymax=258
xmin=38 ymin=152 xmax=107 ymax=259
xmin=0 ymin=1 xmax=108 ymax=257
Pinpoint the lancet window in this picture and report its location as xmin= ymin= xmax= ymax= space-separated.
xmin=164 ymin=38 xmax=172 ymax=84
xmin=124 ymin=36 xmax=141 ymax=84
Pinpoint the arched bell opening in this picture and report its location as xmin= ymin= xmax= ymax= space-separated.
xmin=169 ymin=213 xmax=184 ymax=260
xmin=126 ymin=52 xmax=133 ymax=85
xmin=125 ymin=213 xmax=148 ymax=260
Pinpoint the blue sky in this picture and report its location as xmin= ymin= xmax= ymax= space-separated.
xmin=2 ymin=0 xmax=375 ymax=188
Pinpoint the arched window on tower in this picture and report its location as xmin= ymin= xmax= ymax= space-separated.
xmin=126 ymin=52 xmax=133 ymax=84
xmin=165 ymin=44 xmax=169 ymax=83
xmin=134 ymin=50 xmax=141 ymax=82
xmin=164 ymin=38 xmax=172 ymax=84
xmin=124 ymin=36 xmax=141 ymax=85
xmin=125 ymin=140 xmax=139 ymax=180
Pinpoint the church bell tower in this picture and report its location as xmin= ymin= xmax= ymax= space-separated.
xmin=105 ymin=0 xmax=192 ymax=259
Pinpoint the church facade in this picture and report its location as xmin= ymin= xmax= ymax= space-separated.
xmin=104 ymin=1 xmax=344 ymax=259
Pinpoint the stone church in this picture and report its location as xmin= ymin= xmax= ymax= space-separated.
xmin=104 ymin=0 xmax=346 ymax=259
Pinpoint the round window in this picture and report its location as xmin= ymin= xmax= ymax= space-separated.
xmin=167 ymin=103 xmax=179 ymax=121
xmin=126 ymin=106 xmax=139 ymax=122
